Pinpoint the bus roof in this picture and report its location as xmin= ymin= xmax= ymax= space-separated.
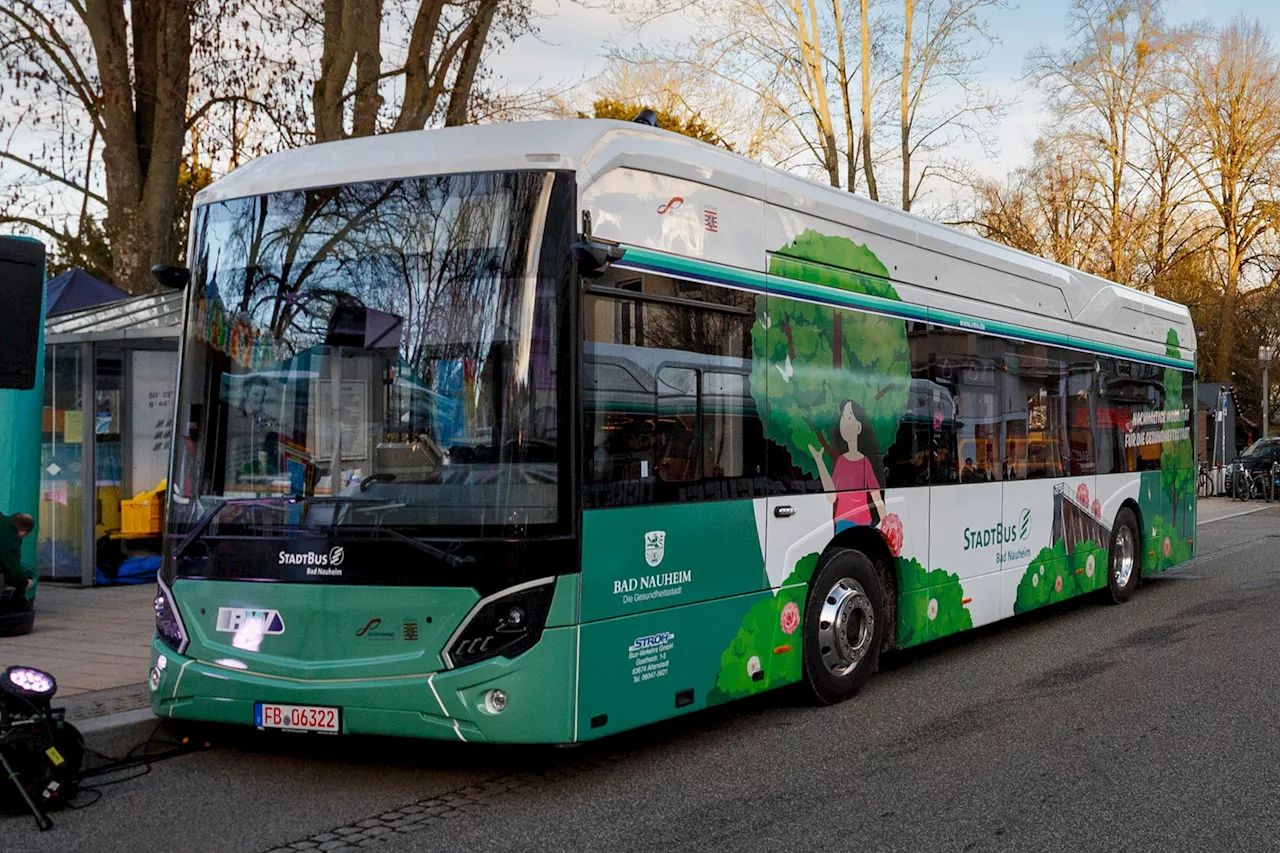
xmin=195 ymin=119 xmax=1195 ymax=359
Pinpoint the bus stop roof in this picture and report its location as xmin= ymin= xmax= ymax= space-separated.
xmin=45 ymin=268 xmax=131 ymax=316
xmin=45 ymin=289 xmax=184 ymax=344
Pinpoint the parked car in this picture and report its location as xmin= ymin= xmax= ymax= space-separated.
xmin=1224 ymin=437 xmax=1280 ymax=495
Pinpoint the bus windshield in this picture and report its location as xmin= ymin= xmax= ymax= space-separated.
xmin=170 ymin=170 xmax=573 ymax=539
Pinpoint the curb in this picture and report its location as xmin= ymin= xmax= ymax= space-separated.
xmin=1198 ymin=504 xmax=1275 ymax=525
xmin=75 ymin=707 xmax=168 ymax=760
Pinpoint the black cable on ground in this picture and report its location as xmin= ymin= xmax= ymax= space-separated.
xmin=66 ymin=721 xmax=213 ymax=811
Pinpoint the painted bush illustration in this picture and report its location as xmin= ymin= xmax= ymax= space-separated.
xmin=706 ymin=552 xmax=820 ymax=705
xmin=1145 ymin=515 xmax=1191 ymax=573
xmin=1013 ymin=539 xmax=1107 ymax=613
xmin=896 ymin=557 xmax=973 ymax=648
xmin=1159 ymin=329 xmax=1195 ymax=542
xmin=750 ymin=230 xmax=911 ymax=478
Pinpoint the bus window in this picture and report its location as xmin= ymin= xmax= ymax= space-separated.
xmin=1096 ymin=356 xmax=1165 ymax=473
xmin=927 ymin=325 xmax=1004 ymax=484
xmin=582 ymin=271 xmax=768 ymax=506
xmin=1004 ymin=344 xmax=1067 ymax=480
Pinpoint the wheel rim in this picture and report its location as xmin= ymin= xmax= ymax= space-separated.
xmin=817 ymin=578 xmax=875 ymax=677
xmin=1113 ymin=526 xmax=1136 ymax=588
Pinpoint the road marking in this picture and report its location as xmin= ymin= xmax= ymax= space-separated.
xmin=1198 ymin=504 xmax=1276 ymax=525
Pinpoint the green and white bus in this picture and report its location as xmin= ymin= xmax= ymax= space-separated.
xmin=149 ymin=117 xmax=1197 ymax=742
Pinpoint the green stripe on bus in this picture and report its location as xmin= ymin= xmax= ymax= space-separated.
xmin=616 ymin=247 xmax=1195 ymax=372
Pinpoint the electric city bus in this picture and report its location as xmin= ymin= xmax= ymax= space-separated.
xmin=148 ymin=117 xmax=1196 ymax=743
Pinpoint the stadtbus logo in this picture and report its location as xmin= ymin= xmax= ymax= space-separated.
xmin=279 ymin=548 xmax=345 ymax=576
xmin=964 ymin=509 xmax=1031 ymax=552
xmin=644 ymin=530 xmax=666 ymax=567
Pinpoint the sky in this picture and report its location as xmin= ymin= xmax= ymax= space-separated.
xmin=485 ymin=0 xmax=1280 ymax=182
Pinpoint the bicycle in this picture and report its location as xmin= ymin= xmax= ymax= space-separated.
xmin=1232 ymin=462 xmax=1275 ymax=502
xmin=1197 ymin=461 xmax=1214 ymax=498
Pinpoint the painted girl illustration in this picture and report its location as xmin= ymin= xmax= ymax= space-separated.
xmin=809 ymin=399 xmax=888 ymax=532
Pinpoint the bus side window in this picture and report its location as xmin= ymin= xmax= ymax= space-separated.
xmin=581 ymin=270 xmax=765 ymax=507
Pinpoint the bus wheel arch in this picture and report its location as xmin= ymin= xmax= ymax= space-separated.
xmin=801 ymin=537 xmax=891 ymax=705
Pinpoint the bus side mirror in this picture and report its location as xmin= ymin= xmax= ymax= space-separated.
xmin=151 ymin=265 xmax=190 ymax=290
xmin=572 ymin=240 xmax=625 ymax=280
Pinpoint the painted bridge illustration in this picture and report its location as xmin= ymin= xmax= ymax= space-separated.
xmin=1052 ymin=483 xmax=1113 ymax=554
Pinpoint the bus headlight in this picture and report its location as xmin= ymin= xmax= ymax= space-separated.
xmin=154 ymin=577 xmax=189 ymax=655
xmin=443 ymin=578 xmax=555 ymax=669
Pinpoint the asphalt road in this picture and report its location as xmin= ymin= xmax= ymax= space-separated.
xmin=9 ymin=506 xmax=1280 ymax=853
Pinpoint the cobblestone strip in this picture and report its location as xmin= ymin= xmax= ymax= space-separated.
xmin=259 ymin=772 xmax=548 ymax=853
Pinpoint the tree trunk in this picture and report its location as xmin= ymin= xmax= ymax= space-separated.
xmin=84 ymin=0 xmax=192 ymax=292
xmin=1216 ymin=240 xmax=1239 ymax=383
xmin=351 ymin=0 xmax=385 ymax=137
xmin=313 ymin=0 xmax=357 ymax=143
xmin=900 ymin=0 xmax=912 ymax=211
xmin=859 ymin=0 xmax=878 ymax=200
xmin=831 ymin=0 xmax=859 ymax=193
xmin=445 ymin=0 xmax=500 ymax=126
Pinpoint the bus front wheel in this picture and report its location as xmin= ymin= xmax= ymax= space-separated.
xmin=1106 ymin=508 xmax=1142 ymax=604
xmin=802 ymin=547 xmax=886 ymax=705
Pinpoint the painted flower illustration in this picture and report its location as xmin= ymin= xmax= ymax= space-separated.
xmin=1054 ymin=575 xmax=1063 ymax=593
xmin=927 ymin=598 xmax=939 ymax=621
xmin=1077 ymin=483 xmax=1090 ymax=506
xmin=780 ymin=601 xmax=800 ymax=635
xmin=746 ymin=655 xmax=762 ymax=678
xmin=1092 ymin=499 xmax=1102 ymax=518
xmin=1163 ymin=537 xmax=1171 ymax=558
xmin=1085 ymin=554 xmax=1096 ymax=578
xmin=880 ymin=513 xmax=904 ymax=557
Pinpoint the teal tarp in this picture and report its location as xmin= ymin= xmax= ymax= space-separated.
xmin=0 ymin=236 xmax=47 ymax=588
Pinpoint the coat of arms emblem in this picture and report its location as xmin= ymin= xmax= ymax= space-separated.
xmin=644 ymin=530 xmax=666 ymax=567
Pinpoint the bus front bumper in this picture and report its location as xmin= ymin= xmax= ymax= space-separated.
xmin=148 ymin=626 xmax=578 ymax=744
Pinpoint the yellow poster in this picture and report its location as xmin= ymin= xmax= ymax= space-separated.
xmin=63 ymin=410 xmax=83 ymax=443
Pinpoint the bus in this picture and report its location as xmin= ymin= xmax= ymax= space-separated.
xmin=148 ymin=118 xmax=1196 ymax=742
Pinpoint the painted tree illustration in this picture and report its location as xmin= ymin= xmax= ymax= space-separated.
xmin=1160 ymin=329 xmax=1194 ymax=534
xmin=750 ymin=230 xmax=911 ymax=478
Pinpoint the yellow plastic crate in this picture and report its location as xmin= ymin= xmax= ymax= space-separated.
xmin=120 ymin=479 xmax=166 ymax=536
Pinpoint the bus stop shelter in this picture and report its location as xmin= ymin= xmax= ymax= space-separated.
xmin=38 ymin=290 xmax=183 ymax=586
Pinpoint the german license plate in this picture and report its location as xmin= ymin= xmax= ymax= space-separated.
xmin=254 ymin=702 xmax=341 ymax=734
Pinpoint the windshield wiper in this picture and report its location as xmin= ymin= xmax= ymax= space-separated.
xmin=332 ymin=525 xmax=474 ymax=568
xmin=173 ymin=499 xmax=228 ymax=560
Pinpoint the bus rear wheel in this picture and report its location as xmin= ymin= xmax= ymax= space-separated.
xmin=802 ymin=547 xmax=886 ymax=705
xmin=1106 ymin=508 xmax=1142 ymax=604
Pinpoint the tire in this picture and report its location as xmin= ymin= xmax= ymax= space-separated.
xmin=802 ymin=546 xmax=886 ymax=705
xmin=1106 ymin=507 xmax=1142 ymax=604
xmin=1234 ymin=472 xmax=1246 ymax=501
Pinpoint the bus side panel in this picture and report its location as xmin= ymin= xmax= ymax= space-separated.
xmin=579 ymin=501 xmax=766 ymax=623
xmin=576 ymin=589 xmax=777 ymax=740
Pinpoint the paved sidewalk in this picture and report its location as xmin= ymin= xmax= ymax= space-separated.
xmin=1 ymin=581 xmax=153 ymax=697
xmin=1198 ymin=495 xmax=1273 ymax=524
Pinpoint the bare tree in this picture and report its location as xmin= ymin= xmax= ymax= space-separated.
xmin=859 ymin=0 xmax=879 ymax=198
xmin=954 ymin=135 xmax=1103 ymax=270
xmin=1170 ymin=19 xmax=1280 ymax=382
xmin=304 ymin=0 xmax=533 ymax=142
xmin=1028 ymin=0 xmax=1169 ymax=287
xmin=897 ymin=0 xmax=1007 ymax=211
